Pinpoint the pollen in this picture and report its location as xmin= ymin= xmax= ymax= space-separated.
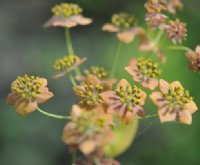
xmin=78 ymin=82 xmax=104 ymax=108
xmin=84 ymin=66 xmax=109 ymax=79
xmin=116 ymin=85 xmax=142 ymax=111
xmin=111 ymin=13 xmax=136 ymax=30
xmin=11 ymin=75 xmax=42 ymax=100
xmin=54 ymin=55 xmax=78 ymax=72
xmin=137 ymin=57 xmax=161 ymax=78
xmin=51 ymin=3 xmax=83 ymax=18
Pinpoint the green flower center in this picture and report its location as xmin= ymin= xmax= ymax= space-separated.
xmin=111 ymin=13 xmax=136 ymax=30
xmin=75 ymin=112 xmax=105 ymax=135
xmin=115 ymin=85 xmax=141 ymax=111
xmin=54 ymin=55 xmax=78 ymax=72
xmin=137 ymin=57 xmax=161 ymax=78
xmin=52 ymin=3 xmax=83 ymax=18
xmin=78 ymin=83 xmax=104 ymax=108
xmin=11 ymin=75 xmax=42 ymax=99
xmin=163 ymin=86 xmax=193 ymax=109
xmin=84 ymin=66 xmax=109 ymax=79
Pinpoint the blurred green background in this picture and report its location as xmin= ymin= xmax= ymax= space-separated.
xmin=0 ymin=0 xmax=200 ymax=164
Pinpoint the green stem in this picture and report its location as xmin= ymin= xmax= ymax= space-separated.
xmin=167 ymin=46 xmax=192 ymax=52
xmin=65 ymin=28 xmax=74 ymax=55
xmin=72 ymin=152 xmax=77 ymax=163
xmin=68 ymin=72 xmax=77 ymax=87
xmin=75 ymin=68 xmax=81 ymax=77
xmin=36 ymin=107 xmax=71 ymax=120
xmin=153 ymin=29 xmax=164 ymax=46
xmin=110 ymin=41 xmax=122 ymax=78
xmin=138 ymin=114 xmax=158 ymax=120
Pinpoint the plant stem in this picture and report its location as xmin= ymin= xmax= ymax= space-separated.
xmin=153 ymin=29 xmax=164 ymax=46
xmin=65 ymin=28 xmax=74 ymax=54
xmin=68 ymin=72 xmax=77 ymax=87
xmin=72 ymin=152 xmax=77 ymax=163
xmin=138 ymin=114 xmax=158 ymax=120
xmin=110 ymin=41 xmax=122 ymax=78
xmin=36 ymin=107 xmax=71 ymax=120
xmin=167 ymin=46 xmax=192 ymax=52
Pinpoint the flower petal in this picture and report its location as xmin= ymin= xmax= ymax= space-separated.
xmin=117 ymin=30 xmax=135 ymax=43
xmin=102 ymin=23 xmax=120 ymax=32
xmin=15 ymin=100 xmax=37 ymax=116
xmin=38 ymin=78 xmax=47 ymax=87
xmin=6 ymin=92 xmax=19 ymax=105
xmin=100 ymin=91 xmax=117 ymax=105
xmin=85 ymin=74 xmax=100 ymax=85
xmin=159 ymin=79 xmax=169 ymax=94
xmin=116 ymin=79 xmax=131 ymax=91
xmin=36 ymin=88 xmax=54 ymax=104
xmin=72 ymin=15 xmax=92 ymax=25
xmin=141 ymin=78 xmax=158 ymax=90
xmin=79 ymin=140 xmax=96 ymax=155
xmin=179 ymin=110 xmax=192 ymax=125
xmin=185 ymin=101 xmax=198 ymax=114
xmin=150 ymin=91 xmax=164 ymax=107
xmin=158 ymin=106 xmax=176 ymax=123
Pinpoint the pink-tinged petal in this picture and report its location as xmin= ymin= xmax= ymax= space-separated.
xmin=79 ymin=140 xmax=96 ymax=155
xmin=102 ymin=23 xmax=120 ymax=32
xmin=195 ymin=45 xmax=200 ymax=53
xmin=101 ymin=78 xmax=117 ymax=91
xmin=157 ymin=51 xmax=167 ymax=63
xmin=179 ymin=110 xmax=192 ymax=125
xmin=52 ymin=72 xmax=66 ymax=79
xmin=138 ymin=89 xmax=147 ymax=106
xmin=107 ymin=106 xmax=116 ymax=114
xmin=128 ymin=58 xmax=137 ymax=67
xmin=44 ymin=16 xmax=78 ymax=28
xmin=150 ymin=91 xmax=164 ymax=107
xmin=6 ymin=92 xmax=19 ymax=105
xmin=72 ymin=15 xmax=92 ymax=25
xmin=170 ymin=81 xmax=183 ymax=89
xmin=159 ymin=79 xmax=169 ymax=94
xmin=15 ymin=100 xmax=37 ymax=116
xmin=117 ymin=31 xmax=135 ymax=43
xmin=67 ymin=57 xmax=87 ymax=73
xmin=141 ymin=78 xmax=158 ymax=90
xmin=100 ymin=91 xmax=116 ymax=105
xmin=71 ymin=104 xmax=83 ymax=119
xmin=158 ymin=106 xmax=176 ymax=123
xmin=38 ymin=78 xmax=47 ymax=87
xmin=116 ymin=79 xmax=131 ymax=91
xmin=119 ymin=111 xmax=136 ymax=124
xmin=185 ymin=101 xmax=198 ymax=114
xmin=134 ymin=105 xmax=146 ymax=118
xmin=73 ymin=86 xmax=85 ymax=96
xmin=36 ymin=90 xmax=54 ymax=104
xmin=85 ymin=74 xmax=100 ymax=85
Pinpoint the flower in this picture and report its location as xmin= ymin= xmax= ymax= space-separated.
xmin=125 ymin=57 xmax=161 ymax=90
xmin=144 ymin=0 xmax=168 ymax=29
xmin=150 ymin=79 xmax=198 ymax=125
xmin=101 ymin=79 xmax=146 ymax=124
xmin=53 ymin=55 xmax=86 ymax=79
xmin=102 ymin=13 xmax=144 ymax=43
xmin=166 ymin=19 xmax=187 ymax=44
xmin=62 ymin=105 xmax=113 ymax=155
xmin=73 ymin=75 xmax=105 ymax=109
xmin=7 ymin=75 xmax=54 ymax=116
xmin=186 ymin=45 xmax=200 ymax=72
xmin=76 ymin=66 xmax=116 ymax=91
xmin=160 ymin=0 xmax=183 ymax=14
xmin=44 ymin=3 xmax=92 ymax=28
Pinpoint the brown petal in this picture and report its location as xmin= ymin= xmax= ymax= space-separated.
xmin=67 ymin=57 xmax=87 ymax=73
xmin=44 ymin=16 xmax=78 ymax=28
xmin=71 ymin=104 xmax=83 ymax=119
xmin=52 ymin=72 xmax=66 ymax=79
xmin=15 ymin=100 xmax=37 ymax=116
xmin=6 ymin=92 xmax=19 ymax=105
xmin=79 ymin=140 xmax=96 ymax=155
xmin=138 ymin=89 xmax=147 ymax=106
xmin=159 ymin=79 xmax=169 ymax=94
xmin=101 ymin=78 xmax=117 ymax=91
xmin=150 ymin=91 xmax=164 ymax=107
xmin=185 ymin=101 xmax=198 ymax=114
xmin=85 ymin=74 xmax=100 ymax=85
xmin=141 ymin=78 xmax=158 ymax=90
xmin=72 ymin=15 xmax=93 ymax=25
xmin=36 ymin=88 xmax=54 ymax=104
xmin=158 ymin=106 xmax=176 ymax=123
xmin=117 ymin=31 xmax=135 ymax=43
xmin=100 ymin=91 xmax=116 ymax=105
xmin=179 ymin=110 xmax=192 ymax=125
xmin=116 ymin=79 xmax=131 ymax=91
xmin=119 ymin=111 xmax=136 ymax=124
xmin=102 ymin=23 xmax=120 ymax=32
xmin=73 ymin=86 xmax=85 ymax=96
xmin=38 ymin=78 xmax=47 ymax=87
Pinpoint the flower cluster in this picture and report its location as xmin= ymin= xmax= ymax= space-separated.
xmin=6 ymin=1 xmax=199 ymax=164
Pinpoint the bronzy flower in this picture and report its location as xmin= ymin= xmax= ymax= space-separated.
xmin=125 ymin=57 xmax=161 ymax=90
xmin=186 ymin=45 xmax=200 ymax=72
xmin=166 ymin=19 xmax=187 ymax=44
xmin=44 ymin=3 xmax=92 ymax=28
xmin=53 ymin=55 xmax=86 ymax=79
xmin=102 ymin=13 xmax=144 ymax=43
xmin=101 ymin=79 xmax=146 ymax=124
xmin=150 ymin=79 xmax=198 ymax=125
xmin=74 ymin=75 xmax=105 ymax=109
xmin=62 ymin=105 xmax=113 ymax=155
xmin=145 ymin=0 xmax=166 ymax=14
xmin=160 ymin=0 xmax=183 ymax=14
xmin=7 ymin=75 xmax=53 ymax=116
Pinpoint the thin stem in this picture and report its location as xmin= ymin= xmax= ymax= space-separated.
xmin=36 ymin=107 xmax=71 ymax=120
xmin=167 ymin=46 xmax=192 ymax=52
xmin=72 ymin=152 xmax=77 ymax=164
xmin=65 ymin=28 xmax=74 ymax=54
xmin=68 ymin=72 xmax=77 ymax=87
xmin=138 ymin=114 xmax=158 ymax=120
xmin=74 ymin=68 xmax=81 ymax=77
xmin=153 ymin=29 xmax=164 ymax=45
xmin=110 ymin=41 xmax=122 ymax=78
